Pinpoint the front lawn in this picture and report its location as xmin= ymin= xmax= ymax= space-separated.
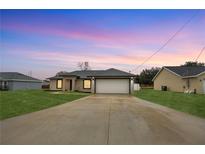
xmin=0 ymin=90 xmax=89 ymax=120
xmin=133 ymin=89 xmax=205 ymax=118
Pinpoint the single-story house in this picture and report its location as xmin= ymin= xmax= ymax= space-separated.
xmin=0 ymin=72 xmax=42 ymax=90
xmin=153 ymin=66 xmax=205 ymax=94
xmin=48 ymin=68 xmax=136 ymax=94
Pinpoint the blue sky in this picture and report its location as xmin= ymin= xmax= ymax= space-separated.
xmin=1 ymin=10 xmax=205 ymax=79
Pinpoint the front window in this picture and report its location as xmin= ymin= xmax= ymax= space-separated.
xmin=83 ymin=80 xmax=91 ymax=89
xmin=57 ymin=79 xmax=62 ymax=89
xmin=1 ymin=81 xmax=8 ymax=90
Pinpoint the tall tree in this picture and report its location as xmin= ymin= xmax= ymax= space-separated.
xmin=77 ymin=61 xmax=91 ymax=70
xmin=181 ymin=61 xmax=205 ymax=66
xmin=139 ymin=67 xmax=161 ymax=84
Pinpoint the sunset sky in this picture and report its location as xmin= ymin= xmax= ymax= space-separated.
xmin=1 ymin=10 xmax=205 ymax=79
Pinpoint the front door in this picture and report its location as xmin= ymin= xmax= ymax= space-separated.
xmin=70 ymin=80 xmax=72 ymax=91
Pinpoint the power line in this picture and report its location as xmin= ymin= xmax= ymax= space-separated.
xmin=195 ymin=46 xmax=205 ymax=61
xmin=131 ymin=10 xmax=200 ymax=73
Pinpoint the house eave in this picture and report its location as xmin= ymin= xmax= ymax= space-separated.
xmin=0 ymin=79 xmax=42 ymax=82
xmin=47 ymin=77 xmax=64 ymax=80
xmin=181 ymin=71 xmax=205 ymax=79
xmin=152 ymin=67 xmax=182 ymax=81
xmin=152 ymin=67 xmax=205 ymax=81
xmin=88 ymin=75 xmax=135 ymax=78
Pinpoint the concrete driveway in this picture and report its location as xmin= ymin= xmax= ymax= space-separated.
xmin=1 ymin=95 xmax=205 ymax=145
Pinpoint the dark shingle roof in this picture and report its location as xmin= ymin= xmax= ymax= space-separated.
xmin=87 ymin=68 xmax=136 ymax=77
xmin=49 ymin=68 xmax=135 ymax=79
xmin=0 ymin=72 xmax=41 ymax=82
xmin=165 ymin=66 xmax=205 ymax=77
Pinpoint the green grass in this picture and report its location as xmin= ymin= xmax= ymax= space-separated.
xmin=133 ymin=89 xmax=205 ymax=118
xmin=0 ymin=90 xmax=89 ymax=120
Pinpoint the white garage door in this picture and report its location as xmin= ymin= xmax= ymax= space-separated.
xmin=96 ymin=79 xmax=129 ymax=94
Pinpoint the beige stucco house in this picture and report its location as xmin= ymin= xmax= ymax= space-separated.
xmin=153 ymin=66 xmax=205 ymax=94
xmin=48 ymin=68 xmax=136 ymax=94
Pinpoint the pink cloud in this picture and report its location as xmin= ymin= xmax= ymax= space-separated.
xmin=2 ymin=22 xmax=187 ymax=47
xmin=5 ymin=45 xmax=204 ymax=77
xmin=19 ymin=48 xmax=204 ymax=68
xmin=2 ymin=23 xmax=138 ymax=44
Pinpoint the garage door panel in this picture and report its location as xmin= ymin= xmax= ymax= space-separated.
xmin=96 ymin=79 xmax=129 ymax=94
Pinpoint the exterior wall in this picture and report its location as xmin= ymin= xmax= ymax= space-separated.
xmin=50 ymin=78 xmax=90 ymax=92
xmin=50 ymin=77 xmax=134 ymax=94
xmin=49 ymin=80 xmax=61 ymax=91
xmin=154 ymin=69 xmax=205 ymax=94
xmin=154 ymin=69 xmax=185 ymax=92
xmin=91 ymin=78 xmax=95 ymax=93
xmin=62 ymin=78 xmax=70 ymax=91
xmin=75 ymin=79 xmax=91 ymax=93
xmin=185 ymin=73 xmax=205 ymax=94
xmin=8 ymin=81 xmax=41 ymax=90
xmin=130 ymin=78 xmax=134 ymax=93
xmin=8 ymin=81 xmax=13 ymax=90
xmin=50 ymin=77 xmax=77 ymax=91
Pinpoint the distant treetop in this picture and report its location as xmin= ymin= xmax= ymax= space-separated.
xmin=181 ymin=61 xmax=205 ymax=67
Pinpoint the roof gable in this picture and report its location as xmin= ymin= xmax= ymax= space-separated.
xmin=49 ymin=68 xmax=136 ymax=79
xmin=152 ymin=66 xmax=205 ymax=81
xmin=89 ymin=68 xmax=135 ymax=77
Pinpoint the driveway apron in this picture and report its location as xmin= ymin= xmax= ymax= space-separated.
xmin=1 ymin=95 xmax=205 ymax=144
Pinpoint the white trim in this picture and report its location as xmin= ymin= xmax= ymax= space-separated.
xmin=181 ymin=71 xmax=205 ymax=78
xmin=0 ymin=79 xmax=42 ymax=82
xmin=152 ymin=67 xmax=205 ymax=81
xmin=152 ymin=67 xmax=164 ymax=81
xmin=203 ymin=79 xmax=205 ymax=94
xmin=163 ymin=67 xmax=182 ymax=78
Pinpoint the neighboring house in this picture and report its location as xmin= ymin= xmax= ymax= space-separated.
xmin=153 ymin=66 xmax=205 ymax=94
xmin=48 ymin=68 xmax=136 ymax=94
xmin=0 ymin=72 xmax=42 ymax=91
